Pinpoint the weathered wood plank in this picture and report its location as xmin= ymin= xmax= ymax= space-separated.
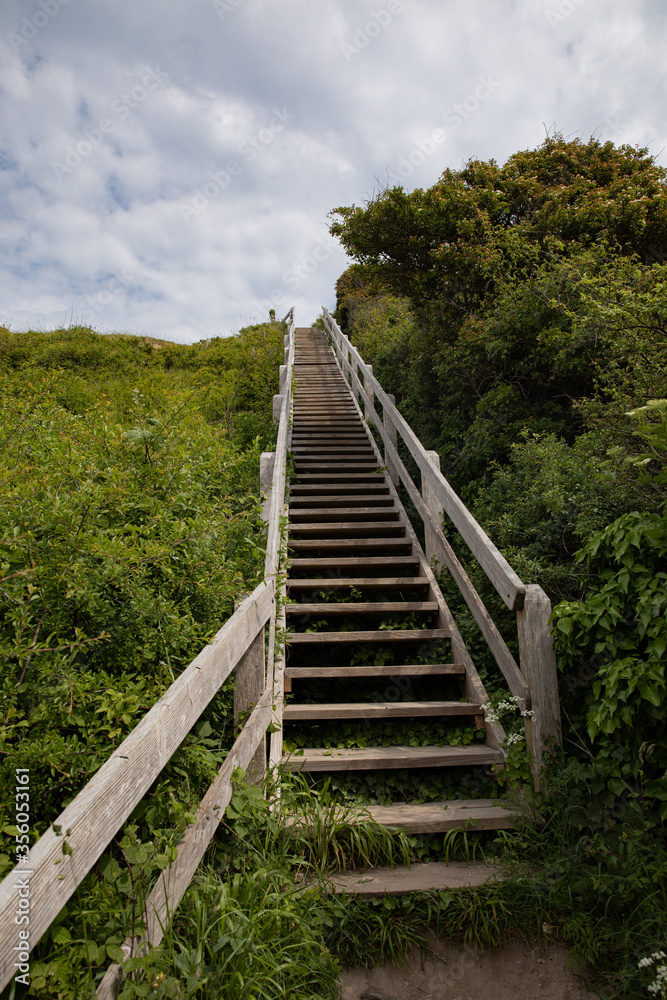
xmin=288 ymin=556 xmax=420 ymax=569
xmin=282 ymin=745 xmax=503 ymax=771
xmin=517 ymin=584 xmax=562 ymax=788
xmin=288 ymin=522 xmax=405 ymax=537
xmin=286 ymin=577 xmax=428 ymax=590
xmin=97 ymin=691 xmax=274 ymax=998
xmin=288 ymin=538 xmax=411 ymax=552
xmin=283 ymin=701 xmax=481 ymax=720
xmin=328 ymin=861 xmax=503 ymax=895
xmin=285 ymin=601 xmax=437 ymax=615
xmin=233 ymin=627 xmax=266 ymax=785
xmin=287 ymin=628 xmax=450 ymax=644
xmin=364 ymin=799 xmax=519 ymax=833
xmin=285 ymin=663 xmax=464 ymax=679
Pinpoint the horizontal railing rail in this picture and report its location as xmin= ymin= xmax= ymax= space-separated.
xmin=0 ymin=311 xmax=296 ymax=996
xmin=321 ymin=307 xmax=561 ymax=779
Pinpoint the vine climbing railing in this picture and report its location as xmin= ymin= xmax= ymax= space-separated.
xmin=321 ymin=307 xmax=561 ymax=781
xmin=0 ymin=309 xmax=295 ymax=996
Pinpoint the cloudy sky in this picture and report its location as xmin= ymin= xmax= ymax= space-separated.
xmin=0 ymin=0 xmax=664 ymax=343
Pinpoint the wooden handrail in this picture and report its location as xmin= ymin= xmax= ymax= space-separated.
xmin=0 ymin=312 xmax=296 ymax=994
xmin=323 ymin=308 xmax=525 ymax=612
xmin=321 ymin=307 xmax=561 ymax=778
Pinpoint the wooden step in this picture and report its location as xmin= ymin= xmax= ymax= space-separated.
xmin=293 ymin=464 xmax=379 ymax=473
xmin=282 ymin=745 xmax=503 ymax=772
xmin=288 ymin=522 xmax=405 ymax=538
xmin=365 ymin=799 xmax=519 ymax=833
xmin=289 ymin=485 xmax=390 ymax=495
xmin=327 ymin=861 xmax=503 ymax=895
xmin=285 ymin=601 xmax=437 ymax=615
xmin=288 ymin=508 xmax=398 ymax=522
xmin=288 ymin=539 xmax=411 ymax=553
xmin=288 ymin=496 xmax=393 ymax=507
xmin=285 ymin=663 xmax=464 ymax=679
xmin=288 ymin=556 xmax=420 ymax=570
xmin=286 ymin=577 xmax=429 ymax=592
xmin=294 ymin=473 xmax=385 ymax=481
xmin=282 ymin=701 xmax=481 ymax=721
xmin=287 ymin=628 xmax=450 ymax=644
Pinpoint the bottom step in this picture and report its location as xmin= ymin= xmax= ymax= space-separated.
xmin=327 ymin=861 xmax=502 ymax=896
xmin=365 ymin=798 xmax=519 ymax=833
xmin=282 ymin=745 xmax=503 ymax=772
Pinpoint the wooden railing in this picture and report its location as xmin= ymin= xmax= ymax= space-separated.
xmin=0 ymin=309 xmax=296 ymax=996
xmin=321 ymin=308 xmax=561 ymax=781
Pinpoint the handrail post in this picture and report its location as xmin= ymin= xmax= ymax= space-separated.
xmin=516 ymin=585 xmax=562 ymax=789
xmin=233 ymin=625 xmax=266 ymax=785
xmin=364 ymin=364 xmax=374 ymax=419
xmin=422 ymin=450 xmax=444 ymax=566
xmin=272 ymin=394 xmax=283 ymax=426
xmin=383 ymin=393 xmax=400 ymax=487
xmin=259 ymin=452 xmax=275 ymax=523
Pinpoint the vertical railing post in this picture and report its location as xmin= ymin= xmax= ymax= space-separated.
xmin=383 ymin=393 xmax=400 ymax=487
xmin=260 ymin=452 xmax=275 ymax=524
xmin=272 ymin=394 xmax=283 ymax=427
xmin=516 ymin=585 xmax=562 ymax=789
xmin=421 ymin=451 xmax=444 ymax=566
xmin=364 ymin=364 xmax=374 ymax=418
xmin=233 ymin=626 xmax=266 ymax=785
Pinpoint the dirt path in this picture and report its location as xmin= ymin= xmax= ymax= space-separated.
xmin=339 ymin=937 xmax=601 ymax=1000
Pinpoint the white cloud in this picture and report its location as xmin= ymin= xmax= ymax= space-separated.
xmin=0 ymin=0 xmax=665 ymax=341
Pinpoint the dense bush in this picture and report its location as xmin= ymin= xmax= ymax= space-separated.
xmin=0 ymin=321 xmax=283 ymax=875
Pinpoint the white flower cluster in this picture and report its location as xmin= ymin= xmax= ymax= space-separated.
xmin=482 ymin=695 xmax=534 ymax=724
xmin=638 ymin=951 xmax=667 ymax=997
xmin=505 ymin=733 xmax=525 ymax=746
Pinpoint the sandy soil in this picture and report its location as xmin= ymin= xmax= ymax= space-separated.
xmin=339 ymin=936 xmax=601 ymax=1000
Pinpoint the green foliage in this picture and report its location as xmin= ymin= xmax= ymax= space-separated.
xmin=0 ymin=322 xmax=283 ymax=992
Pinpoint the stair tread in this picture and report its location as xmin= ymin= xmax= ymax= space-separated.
xmin=364 ymin=800 xmax=519 ymax=833
xmin=287 ymin=628 xmax=450 ymax=643
xmin=286 ymin=601 xmax=437 ymax=614
xmin=282 ymin=745 xmax=502 ymax=771
xmin=288 ymin=556 xmax=420 ymax=567
xmin=288 ymin=539 xmax=411 ymax=551
xmin=288 ymin=508 xmax=398 ymax=521
xmin=285 ymin=663 xmax=464 ymax=678
xmin=286 ymin=577 xmax=428 ymax=589
xmin=289 ymin=521 xmax=403 ymax=532
xmin=283 ymin=701 xmax=481 ymax=720
xmin=327 ymin=861 xmax=504 ymax=895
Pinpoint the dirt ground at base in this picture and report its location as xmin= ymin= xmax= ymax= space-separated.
xmin=339 ymin=936 xmax=602 ymax=1000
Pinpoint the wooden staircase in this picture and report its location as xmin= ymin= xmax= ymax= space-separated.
xmin=281 ymin=327 xmax=518 ymax=833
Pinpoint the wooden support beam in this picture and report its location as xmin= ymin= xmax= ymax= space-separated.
xmin=516 ymin=585 xmax=562 ymax=789
xmin=272 ymin=393 xmax=283 ymax=426
xmin=234 ymin=626 xmax=266 ymax=785
xmin=383 ymin=393 xmax=400 ymax=487
xmin=259 ymin=451 xmax=275 ymax=524
xmin=422 ymin=450 xmax=444 ymax=567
